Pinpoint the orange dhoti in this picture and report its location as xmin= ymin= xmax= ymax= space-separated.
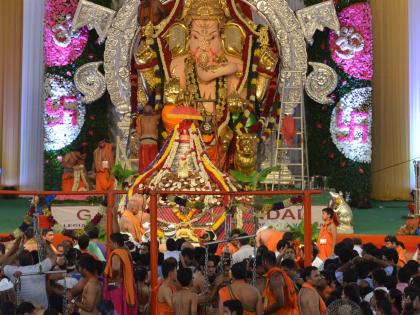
xmin=95 ymin=170 xmax=115 ymax=191
xmin=138 ymin=143 xmax=158 ymax=173
xmin=61 ymin=172 xmax=87 ymax=192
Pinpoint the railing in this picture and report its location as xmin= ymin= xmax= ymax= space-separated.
xmin=0 ymin=188 xmax=321 ymax=315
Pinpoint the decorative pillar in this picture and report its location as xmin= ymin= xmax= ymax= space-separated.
xmin=409 ymin=0 xmax=420 ymax=189
xmin=19 ymin=0 xmax=45 ymax=190
xmin=0 ymin=0 xmax=23 ymax=188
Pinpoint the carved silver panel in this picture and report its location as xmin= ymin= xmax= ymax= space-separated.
xmin=305 ymin=62 xmax=338 ymax=104
xmin=103 ymin=0 xmax=140 ymax=116
xmin=72 ymin=0 xmax=116 ymax=44
xmin=74 ymin=62 xmax=106 ymax=104
xmin=296 ymin=0 xmax=340 ymax=45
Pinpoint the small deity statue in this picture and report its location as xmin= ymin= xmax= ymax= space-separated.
xmin=61 ymin=149 xmax=90 ymax=191
xmin=234 ymin=133 xmax=259 ymax=176
xmin=93 ymin=137 xmax=115 ymax=191
xmin=329 ymin=191 xmax=354 ymax=234
xmin=133 ymin=0 xmax=279 ymax=172
xmin=136 ymin=104 xmax=160 ymax=173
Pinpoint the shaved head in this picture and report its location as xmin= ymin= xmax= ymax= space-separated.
xmin=127 ymin=194 xmax=144 ymax=214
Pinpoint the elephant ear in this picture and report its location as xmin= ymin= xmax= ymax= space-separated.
xmin=329 ymin=191 xmax=337 ymax=197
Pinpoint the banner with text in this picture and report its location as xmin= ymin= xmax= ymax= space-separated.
xmin=51 ymin=205 xmax=100 ymax=229
xmin=259 ymin=205 xmax=324 ymax=231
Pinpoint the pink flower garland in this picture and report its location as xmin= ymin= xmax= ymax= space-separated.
xmin=329 ymin=2 xmax=373 ymax=80
xmin=44 ymin=0 xmax=88 ymax=66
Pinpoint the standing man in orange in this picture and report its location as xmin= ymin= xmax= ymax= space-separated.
xmin=317 ymin=207 xmax=338 ymax=261
xmin=261 ymin=251 xmax=299 ymax=315
xmin=103 ymin=232 xmax=137 ymax=315
xmin=93 ymin=137 xmax=115 ymax=191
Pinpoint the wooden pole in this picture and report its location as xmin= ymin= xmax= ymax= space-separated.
xmin=106 ymin=190 xmax=114 ymax=258
xmin=303 ymin=192 xmax=312 ymax=267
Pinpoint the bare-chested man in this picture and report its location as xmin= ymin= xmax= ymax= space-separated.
xmin=192 ymin=255 xmax=223 ymax=315
xmin=298 ymin=266 xmax=326 ymax=315
xmin=256 ymin=227 xmax=284 ymax=253
xmin=219 ymin=262 xmax=263 ymax=315
xmin=157 ymin=259 xmax=178 ymax=314
xmin=61 ymin=149 xmax=89 ymax=191
xmin=173 ymin=268 xmax=198 ymax=315
xmin=74 ymin=255 xmax=102 ymax=315
xmin=136 ymin=105 xmax=161 ymax=173
xmin=120 ymin=194 xmax=146 ymax=242
xmin=262 ymin=251 xmax=299 ymax=315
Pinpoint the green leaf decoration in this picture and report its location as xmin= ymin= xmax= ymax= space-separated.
xmin=112 ymin=163 xmax=138 ymax=183
xmin=256 ymin=165 xmax=281 ymax=183
xmin=229 ymin=170 xmax=254 ymax=183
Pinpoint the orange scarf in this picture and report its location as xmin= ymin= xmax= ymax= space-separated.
xmin=121 ymin=210 xmax=144 ymax=242
xmin=104 ymin=249 xmax=136 ymax=306
xmin=301 ymin=283 xmax=326 ymax=315
xmin=264 ymin=267 xmax=299 ymax=315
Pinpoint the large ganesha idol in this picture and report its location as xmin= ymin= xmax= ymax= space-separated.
xmin=133 ymin=0 xmax=279 ymax=173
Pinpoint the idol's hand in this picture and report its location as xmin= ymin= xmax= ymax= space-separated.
xmin=196 ymin=63 xmax=238 ymax=82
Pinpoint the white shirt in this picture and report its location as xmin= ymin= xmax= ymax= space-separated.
xmin=164 ymin=250 xmax=180 ymax=262
xmin=57 ymin=277 xmax=79 ymax=289
xmin=312 ymin=256 xmax=324 ymax=269
xmin=232 ymin=245 xmax=254 ymax=264
xmin=354 ymin=245 xmax=363 ymax=256
xmin=4 ymin=258 xmax=53 ymax=309
xmin=364 ymin=286 xmax=389 ymax=302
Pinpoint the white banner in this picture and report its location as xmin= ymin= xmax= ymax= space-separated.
xmin=259 ymin=205 xmax=324 ymax=231
xmin=51 ymin=205 xmax=100 ymax=229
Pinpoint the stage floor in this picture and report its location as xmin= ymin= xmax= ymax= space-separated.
xmin=0 ymin=197 xmax=410 ymax=234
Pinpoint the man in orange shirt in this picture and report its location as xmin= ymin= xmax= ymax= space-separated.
xmin=317 ymin=208 xmax=337 ymax=261
xmin=261 ymin=251 xmax=299 ymax=315
xmin=298 ymin=266 xmax=326 ymax=315
xmin=216 ymin=229 xmax=241 ymax=255
xmin=93 ymin=137 xmax=115 ymax=191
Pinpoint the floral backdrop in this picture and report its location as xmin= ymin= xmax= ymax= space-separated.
xmin=43 ymin=0 xmax=112 ymax=190
xmin=304 ymin=0 xmax=372 ymax=207
xmin=41 ymin=0 xmax=373 ymax=206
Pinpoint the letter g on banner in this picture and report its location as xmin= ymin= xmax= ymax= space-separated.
xmin=77 ymin=209 xmax=92 ymax=221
